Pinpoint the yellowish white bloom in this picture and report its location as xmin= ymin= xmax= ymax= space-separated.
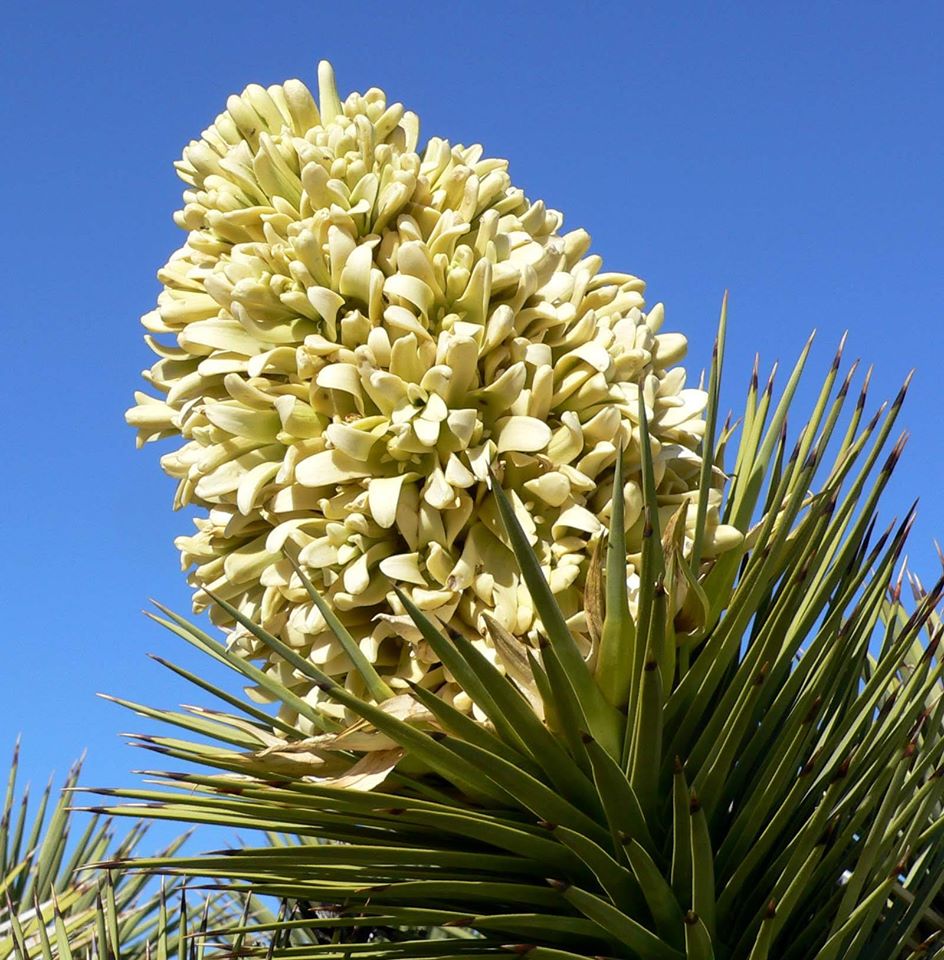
xmin=127 ymin=61 xmax=739 ymax=729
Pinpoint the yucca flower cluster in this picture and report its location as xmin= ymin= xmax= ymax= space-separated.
xmin=127 ymin=61 xmax=739 ymax=724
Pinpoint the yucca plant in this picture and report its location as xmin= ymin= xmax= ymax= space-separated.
xmin=0 ymin=742 xmax=196 ymax=959
xmin=92 ymin=309 xmax=944 ymax=959
xmin=0 ymin=741 xmax=279 ymax=959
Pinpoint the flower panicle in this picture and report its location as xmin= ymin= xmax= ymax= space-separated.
xmin=127 ymin=60 xmax=740 ymax=727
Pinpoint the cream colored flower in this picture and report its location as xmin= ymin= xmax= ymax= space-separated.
xmin=127 ymin=61 xmax=739 ymax=729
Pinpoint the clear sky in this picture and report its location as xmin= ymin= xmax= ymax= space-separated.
xmin=1 ymin=1 xmax=941 ymax=816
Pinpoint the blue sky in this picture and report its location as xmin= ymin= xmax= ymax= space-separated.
xmin=1 ymin=1 xmax=941 ymax=820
